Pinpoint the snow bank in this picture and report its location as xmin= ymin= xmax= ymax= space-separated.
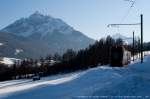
xmin=0 ymin=43 xmax=4 ymax=46
xmin=0 ymin=72 xmax=83 ymax=98
xmin=0 ymin=57 xmax=22 ymax=66
xmin=92 ymin=55 xmax=150 ymax=96
xmin=15 ymin=49 xmax=23 ymax=55
xmin=0 ymin=79 xmax=31 ymax=88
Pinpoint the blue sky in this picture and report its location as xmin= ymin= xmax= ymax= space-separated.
xmin=0 ymin=0 xmax=149 ymax=41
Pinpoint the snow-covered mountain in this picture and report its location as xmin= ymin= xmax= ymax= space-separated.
xmin=112 ymin=33 xmax=128 ymax=40
xmin=0 ymin=11 xmax=94 ymax=59
xmin=2 ymin=11 xmax=74 ymax=38
xmin=112 ymin=33 xmax=135 ymax=44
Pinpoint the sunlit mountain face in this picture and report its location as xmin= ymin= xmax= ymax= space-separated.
xmin=0 ymin=11 xmax=95 ymax=59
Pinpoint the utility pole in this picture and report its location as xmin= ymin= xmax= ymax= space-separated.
xmin=133 ymin=31 xmax=135 ymax=61
xmin=141 ymin=14 xmax=143 ymax=63
xmin=108 ymin=14 xmax=144 ymax=63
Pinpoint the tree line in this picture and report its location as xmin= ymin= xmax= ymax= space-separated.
xmin=0 ymin=36 xmax=149 ymax=81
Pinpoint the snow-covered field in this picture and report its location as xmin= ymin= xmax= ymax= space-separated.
xmin=0 ymin=55 xmax=150 ymax=99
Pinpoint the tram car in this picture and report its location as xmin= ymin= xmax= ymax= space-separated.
xmin=110 ymin=46 xmax=131 ymax=67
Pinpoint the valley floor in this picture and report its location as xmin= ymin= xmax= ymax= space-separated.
xmin=0 ymin=55 xmax=150 ymax=99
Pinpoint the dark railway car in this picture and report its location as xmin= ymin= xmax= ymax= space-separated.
xmin=110 ymin=46 xmax=131 ymax=67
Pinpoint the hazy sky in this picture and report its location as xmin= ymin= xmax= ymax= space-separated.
xmin=0 ymin=0 xmax=149 ymax=41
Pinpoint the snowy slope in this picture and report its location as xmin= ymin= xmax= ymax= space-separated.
xmin=0 ymin=12 xmax=94 ymax=58
xmin=112 ymin=33 xmax=138 ymax=44
xmin=0 ymin=43 xmax=4 ymax=46
xmin=1 ymin=11 xmax=74 ymax=37
xmin=0 ymin=57 xmax=21 ymax=66
xmin=0 ymin=55 xmax=150 ymax=99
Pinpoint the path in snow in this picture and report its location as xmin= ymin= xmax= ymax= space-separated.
xmin=0 ymin=72 xmax=84 ymax=98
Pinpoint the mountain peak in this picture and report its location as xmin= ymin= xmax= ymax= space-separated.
xmin=30 ymin=11 xmax=53 ymax=18
xmin=112 ymin=33 xmax=135 ymax=44
xmin=29 ymin=11 xmax=50 ymax=20
xmin=33 ymin=11 xmax=41 ymax=15
xmin=1 ymin=12 xmax=74 ymax=37
xmin=112 ymin=33 xmax=127 ymax=39
xmin=0 ymin=12 xmax=94 ymax=59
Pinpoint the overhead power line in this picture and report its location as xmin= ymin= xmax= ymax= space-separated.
xmin=107 ymin=23 xmax=140 ymax=27
xmin=120 ymin=0 xmax=136 ymax=23
xmin=124 ymin=0 xmax=136 ymax=7
xmin=107 ymin=14 xmax=144 ymax=63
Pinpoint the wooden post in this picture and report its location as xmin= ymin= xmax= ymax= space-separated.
xmin=141 ymin=14 xmax=143 ymax=63
xmin=133 ymin=31 xmax=135 ymax=61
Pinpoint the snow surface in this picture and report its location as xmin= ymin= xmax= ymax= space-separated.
xmin=0 ymin=57 xmax=21 ymax=66
xmin=2 ymin=12 xmax=74 ymax=38
xmin=15 ymin=49 xmax=23 ymax=55
xmin=112 ymin=33 xmax=138 ymax=44
xmin=0 ymin=55 xmax=150 ymax=99
xmin=0 ymin=43 xmax=4 ymax=46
